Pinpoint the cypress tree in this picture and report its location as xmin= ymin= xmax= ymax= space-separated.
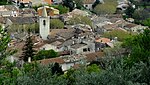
xmin=20 ymin=29 xmax=35 ymax=62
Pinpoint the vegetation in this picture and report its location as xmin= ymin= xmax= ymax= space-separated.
xmin=51 ymin=63 xmax=64 ymax=75
xmin=123 ymin=29 xmax=150 ymax=66
xmin=62 ymin=0 xmax=75 ymax=11
xmin=8 ymin=23 xmax=39 ymax=34
xmin=1 ymin=24 xmax=150 ymax=85
xmin=142 ymin=18 xmax=150 ymax=28
xmin=0 ymin=0 xmax=12 ymax=5
xmin=50 ymin=19 xmax=64 ymax=29
xmin=125 ymin=0 xmax=150 ymax=27
xmin=0 ymin=26 xmax=15 ymax=65
xmin=32 ymin=5 xmax=69 ymax=14
xmin=0 ymin=26 xmax=10 ymax=65
xmin=93 ymin=0 xmax=117 ymax=15
xmin=103 ymin=29 xmax=132 ymax=41
xmin=73 ymin=0 xmax=83 ymax=9
xmin=68 ymin=15 xmax=92 ymax=27
xmin=20 ymin=30 xmax=35 ymax=62
xmin=125 ymin=4 xmax=135 ymax=18
xmin=34 ymin=49 xmax=58 ymax=60
xmin=49 ymin=5 xmax=69 ymax=14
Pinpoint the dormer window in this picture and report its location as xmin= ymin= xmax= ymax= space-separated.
xmin=43 ymin=20 xmax=46 ymax=26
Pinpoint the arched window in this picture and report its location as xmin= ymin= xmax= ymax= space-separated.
xmin=43 ymin=20 xmax=46 ymax=26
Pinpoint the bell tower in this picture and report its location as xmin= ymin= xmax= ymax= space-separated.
xmin=39 ymin=6 xmax=50 ymax=40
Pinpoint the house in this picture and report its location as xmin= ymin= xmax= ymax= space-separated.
xmin=40 ymin=39 xmax=65 ymax=52
xmin=17 ymin=0 xmax=32 ymax=8
xmin=37 ymin=6 xmax=59 ymax=16
xmin=19 ymin=8 xmax=37 ymax=17
xmin=95 ymin=38 xmax=112 ymax=51
xmin=38 ymin=56 xmax=83 ymax=71
xmin=83 ymin=0 xmax=96 ymax=10
xmin=70 ymin=43 xmax=89 ymax=54
xmin=124 ymin=23 xmax=147 ymax=33
xmin=49 ymin=29 xmax=75 ymax=40
xmin=5 ymin=17 xmax=37 ymax=33
xmin=0 ymin=5 xmax=19 ymax=17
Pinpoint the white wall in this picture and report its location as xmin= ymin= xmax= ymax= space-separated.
xmin=83 ymin=4 xmax=93 ymax=10
xmin=61 ymin=62 xmax=74 ymax=71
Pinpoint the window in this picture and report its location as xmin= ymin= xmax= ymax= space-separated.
xmin=83 ymin=48 xmax=87 ymax=52
xmin=85 ymin=5 xmax=88 ymax=7
xmin=88 ymin=48 xmax=90 ymax=51
xmin=43 ymin=20 xmax=46 ymax=26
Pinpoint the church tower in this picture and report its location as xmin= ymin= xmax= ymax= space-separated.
xmin=39 ymin=6 xmax=50 ymax=40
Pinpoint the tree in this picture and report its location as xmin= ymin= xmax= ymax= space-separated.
xmin=73 ymin=0 xmax=83 ymax=9
xmin=132 ymin=9 xmax=150 ymax=21
xmin=93 ymin=0 xmax=117 ymax=15
xmin=103 ymin=29 xmax=132 ymax=41
xmin=49 ymin=5 xmax=69 ymax=14
xmin=125 ymin=4 xmax=135 ymax=18
xmin=50 ymin=19 xmax=64 ymax=29
xmin=86 ymin=64 xmax=101 ymax=73
xmin=142 ymin=18 xmax=150 ymax=28
xmin=51 ymin=63 xmax=64 ymax=75
xmin=0 ymin=26 xmax=12 ymax=65
xmin=0 ymin=0 xmax=12 ymax=5
xmin=123 ymin=29 xmax=150 ymax=66
xmin=62 ymin=0 xmax=75 ymax=11
xmin=68 ymin=15 xmax=92 ymax=27
xmin=20 ymin=29 xmax=35 ymax=62
xmin=34 ymin=49 xmax=58 ymax=60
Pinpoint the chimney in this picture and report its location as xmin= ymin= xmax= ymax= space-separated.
xmin=28 ymin=57 xmax=31 ymax=63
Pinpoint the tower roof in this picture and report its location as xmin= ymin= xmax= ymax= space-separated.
xmin=42 ymin=6 xmax=48 ymax=17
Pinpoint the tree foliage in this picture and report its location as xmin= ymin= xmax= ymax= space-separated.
xmin=33 ymin=5 xmax=69 ymax=14
xmin=103 ymin=29 xmax=132 ymax=41
xmin=49 ymin=5 xmax=69 ymax=14
xmin=1 ymin=26 xmax=150 ymax=85
xmin=0 ymin=0 xmax=12 ymax=5
xmin=123 ymin=29 xmax=150 ymax=66
xmin=20 ymin=30 xmax=35 ymax=62
xmin=93 ymin=0 xmax=117 ymax=15
xmin=125 ymin=4 xmax=135 ymax=18
xmin=0 ymin=26 xmax=16 ymax=65
xmin=50 ymin=19 xmax=64 ymax=29
xmin=142 ymin=18 xmax=150 ymax=28
xmin=68 ymin=15 xmax=92 ymax=27
xmin=73 ymin=0 xmax=83 ymax=9
xmin=34 ymin=49 xmax=58 ymax=60
xmin=51 ymin=63 xmax=64 ymax=75
xmin=62 ymin=0 xmax=75 ymax=11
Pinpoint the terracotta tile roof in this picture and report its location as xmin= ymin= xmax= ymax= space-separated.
xmin=72 ymin=64 xmax=81 ymax=69
xmin=38 ymin=57 xmax=65 ymax=65
xmin=95 ymin=38 xmax=110 ymax=43
xmin=85 ymin=51 xmax=104 ymax=62
xmin=44 ymin=0 xmax=52 ymax=4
